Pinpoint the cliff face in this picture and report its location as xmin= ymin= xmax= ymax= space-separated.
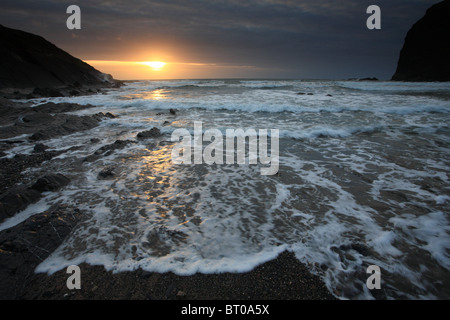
xmin=392 ymin=0 xmax=450 ymax=82
xmin=0 ymin=25 xmax=113 ymax=89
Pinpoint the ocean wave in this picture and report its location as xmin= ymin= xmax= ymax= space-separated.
xmin=336 ymin=81 xmax=450 ymax=93
xmin=151 ymin=84 xmax=295 ymax=91
xmin=281 ymin=125 xmax=383 ymax=139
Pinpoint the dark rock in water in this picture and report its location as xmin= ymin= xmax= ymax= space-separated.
xmin=32 ymin=102 xmax=96 ymax=113
xmin=137 ymin=127 xmax=161 ymax=139
xmin=392 ymin=1 xmax=450 ymax=81
xmin=358 ymin=77 xmax=378 ymax=81
xmin=31 ymin=173 xmax=70 ymax=193
xmin=90 ymin=138 xmax=101 ymax=144
xmin=0 ymin=173 xmax=71 ymax=222
xmin=338 ymin=243 xmax=372 ymax=256
xmin=0 ymin=188 xmax=41 ymax=223
xmin=92 ymin=112 xmax=117 ymax=121
xmin=0 ymin=204 xmax=82 ymax=299
xmin=0 ymin=24 xmax=116 ymax=89
xmin=33 ymin=143 xmax=48 ymax=153
xmin=96 ymin=139 xmax=134 ymax=154
xmin=21 ymin=112 xmax=54 ymax=124
xmin=0 ymin=100 xmax=101 ymax=141
xmin=159 ymin=141 xmax=174 ymax=146
xmin=28 ymin=114 xmax=100 ymax=141
xmin=0 ymin=152 xmax=58 ymax=195
xmin=98 ymin=167 xmax=116 ymax=179
xmin=84 ymin=139 xmax=135 ymax=162
xmin=169 ymin=108 xmax=177 ymax=115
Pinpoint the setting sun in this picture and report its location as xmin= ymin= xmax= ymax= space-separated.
xmin=141 ymin=61 xmax=167 ymax=71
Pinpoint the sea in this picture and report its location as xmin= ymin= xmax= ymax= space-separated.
xmin=1 ymin=79 xmax=449 ymax=299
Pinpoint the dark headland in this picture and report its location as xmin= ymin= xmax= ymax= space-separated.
xmin=392 ymin=0 xmax=450 ymax=82
xmin=0 ymin=24 xmax=122 ymax=98
xmin=0 ymin=25 xmax=335 ymax=300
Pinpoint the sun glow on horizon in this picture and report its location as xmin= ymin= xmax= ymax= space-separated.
xmin=140 ymin=61 xmax=167 ymax=71
xmin=83 ymin=59 xmax=263 ymax=80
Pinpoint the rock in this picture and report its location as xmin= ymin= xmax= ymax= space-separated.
xmin=0 ymin=204 xmax=82 ymax=299
xmin=90 ymin=138 xmax=100 ymax=144
xmin=392 ymin=1 xmax=450 ymax=81
xmin=176 ymin=290 xmax=187 ymax=298
xmin=338 ymin=243 xmax=371 ymax=256
xmin=0 ymin=101 xmax=101 ymax=141
xmin=0 ymin=152 xmax=59 ymax=195
xmin=33 ymin=143 xmax=48 ymax=153
xmin=28 ymin=114 xmax=100 ymax=141
xmin=33 ymin=102 xmax=96 ymax=113
xmin=0 ymin=175 xmax=70 ymax=217
xmin=169 ymin=108 xmax=177 ymax=115
xmin=0 ymin=24 xmax=118 ymax=90
xmin=136 ymin=127 xmax=161 ymax=139
xmin=98 ymin=167 xmax=116 ymax=179
xmin=31 ymin=173 xmax=70 ymax=193
xmin=0 ymin=187 xmax=41 ymax=222
xmin=32 ymin=87 xmax=63 ymax=98
xmin=358 ymin=77 xmax=378 ymax=81
xmin=92 ymin=112 xmax=117 ymax=121
xmin=96 ymin=140 xmax=133 ymax=154
xmin=84 ymin=140 xmax=135 ymax=162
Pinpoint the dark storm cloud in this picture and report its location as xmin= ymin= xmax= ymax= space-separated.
xmin=0 ymin=0 xmax=440 ymax=79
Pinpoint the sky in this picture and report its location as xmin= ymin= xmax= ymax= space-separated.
xmin=0 ymin=0 xmax=441 ymax=80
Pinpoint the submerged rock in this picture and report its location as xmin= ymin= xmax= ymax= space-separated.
xmin=0 ymin=187 xmax=41 ymax=222
xmin=92 ymin=112 xmax=117 ymax=121
xmin=98 ymin=167 xmax=116 ymax=179
xmin=136 ymin=127 xmax=161 ymax=139
xmin=28 ymin=114 xmax=100 ymax=141
xmin=32 ymin=143 xmax=48 ymax=153
xmin=0 ymin=173 xmax=70 ymax=223
xmin=0 ymin=204 xmax=82 ymax=299
xmin=84 ymin=139 xmax=135 ymax=162
xmin=31 ymin=173 xmax=71 ymax=193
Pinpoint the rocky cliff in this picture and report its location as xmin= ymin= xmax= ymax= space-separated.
xmin=0 ymin=24 xmax=115 ymax=89
xmin=391 ymin=0 xmax=450 ymax=82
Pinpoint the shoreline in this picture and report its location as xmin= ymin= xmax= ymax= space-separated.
xmin=0 ymin=95 xmax=337 ymax=300
xmin=21 ymin=251 xmax=335 ymax=300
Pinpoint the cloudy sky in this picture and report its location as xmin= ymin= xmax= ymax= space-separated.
xmin=0 ymin=0 xmax=440 ymax=80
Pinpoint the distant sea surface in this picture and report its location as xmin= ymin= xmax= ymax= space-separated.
xmin=3 ymin=79 xmax=450 ymax=299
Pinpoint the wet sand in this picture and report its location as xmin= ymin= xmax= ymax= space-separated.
xmin=20 ymin=251 xmax=335 ymax=300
